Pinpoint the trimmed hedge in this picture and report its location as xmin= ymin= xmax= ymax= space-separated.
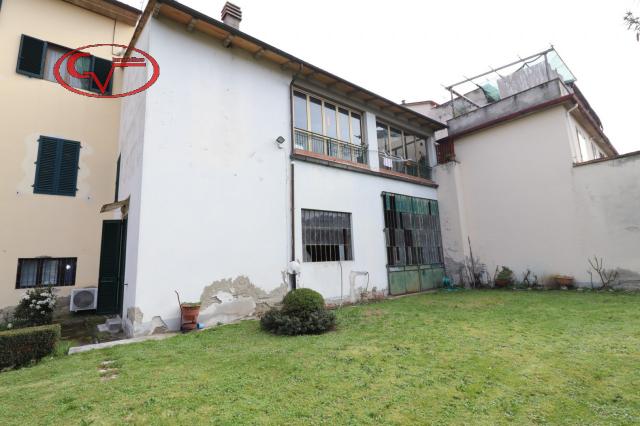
xmin=282 ymin=288 xmax=325 ymax=314
xmin=0 ymin=324 xmax=60 ymax=370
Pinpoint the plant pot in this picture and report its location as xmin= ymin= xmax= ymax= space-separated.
xmin=180 ymin=304 xmax=201 ymax=331
xmin=494 ymin=278 xmax=511 ymax=288
xmin=554 ymin=275 xmax=575 ymax=288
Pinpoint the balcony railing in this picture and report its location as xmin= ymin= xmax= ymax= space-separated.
xmin=379 ymin=152 xmax=432 ymax=181
xmin=294 ymin=128 xmax=367 ymax=165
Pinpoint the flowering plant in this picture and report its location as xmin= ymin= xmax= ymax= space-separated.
xmin=13 ymin=287 xmax=57 ymax=327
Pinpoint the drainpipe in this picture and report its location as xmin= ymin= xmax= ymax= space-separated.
xmin=567 ymin=103 xmax=579 ymax=115
xmin=289 ymin=67 xmax=303 ymax=289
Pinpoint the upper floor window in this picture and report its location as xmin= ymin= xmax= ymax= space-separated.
xmin=16 ymin=257 xmax=77 ymax=289
xmin=34 ymin=136 xmax=80 ymax=197
xmin=377 ymin=121 xmax=431 ymax=180
xmin=293 ymin=90 xmax=366 ymax=164
xmin=16 ymin=34 xmax=112 ymax=95
xmin=576 ymin=129 xmax=604 ymax=163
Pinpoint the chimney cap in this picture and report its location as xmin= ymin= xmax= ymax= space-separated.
xmin=221 ymin=2 xmax=242 ymax=24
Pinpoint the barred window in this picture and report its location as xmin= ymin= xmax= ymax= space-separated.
xmin=16 ymin=258 xmax=77 ymax=289
xmin=302 ymin=209 xmax=353 ymax=262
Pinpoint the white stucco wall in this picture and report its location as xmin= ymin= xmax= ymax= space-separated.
xmin=118 ymin=25 xmax=150 ymax=331
xmin=571 ymin=154 xmax=640 ymax=287
xmin=129 ymin=17 xmax=293 ymax=330
xmin=293 ymin=161 xmax=437 ymax=301
xmin=435 ymin=105 xmax=640 ymax=286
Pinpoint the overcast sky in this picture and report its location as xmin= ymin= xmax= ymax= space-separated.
xmin=124 ymin=0 xmax=640 ymax=154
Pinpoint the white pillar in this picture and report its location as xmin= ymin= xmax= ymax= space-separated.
xmin=364 ymin=111 xmax=380 ymax=171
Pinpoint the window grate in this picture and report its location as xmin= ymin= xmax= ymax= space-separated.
xmin=302 ymin=209 xmax=353 ymax=262
xmin=382 ymin=193 xmax=443 ymax=267
xmin=16 ymin=257 xmax=77 ymax=289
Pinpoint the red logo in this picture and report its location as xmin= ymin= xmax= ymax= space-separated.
xmin=54 ymin=43 xmax=159 ymax=98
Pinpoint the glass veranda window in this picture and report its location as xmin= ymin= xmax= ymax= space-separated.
xmin=377 ymin=121 xmax=431 ymax=179
xmin=292 ymin=90 xmax=363 ymax=145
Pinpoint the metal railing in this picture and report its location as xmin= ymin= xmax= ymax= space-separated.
xmin=294 ymin=128 xmax=367 ymax=165
xmin=378 ymin=153 xmax=432 ymax=180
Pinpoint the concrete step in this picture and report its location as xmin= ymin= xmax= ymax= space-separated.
xmin=97 ymin=316 xmax=122 ymax=334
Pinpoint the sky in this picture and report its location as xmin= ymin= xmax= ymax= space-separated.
xmin=123 ymin=0 xmax=640 ymax=154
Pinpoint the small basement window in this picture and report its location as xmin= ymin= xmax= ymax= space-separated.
xmin=302 ymin=209 xmax=353 ymax=262
xmin=16 ymin=258 xmax=77 ymax=288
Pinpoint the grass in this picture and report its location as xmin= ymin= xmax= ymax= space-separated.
xmin=1 ymin=291 xmax=639 ymax=425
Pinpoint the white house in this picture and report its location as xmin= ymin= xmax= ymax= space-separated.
xmin=108 ymin=0 xmax=447 ymax=336
xmin=407 ymin=50 xmax=640 ymax=289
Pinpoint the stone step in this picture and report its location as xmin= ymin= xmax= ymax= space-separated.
xmin=97 ymin=316 xmax=122 ymax=334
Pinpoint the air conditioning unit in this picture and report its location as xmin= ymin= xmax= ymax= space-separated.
xmin=70 ymin=288 xmax=98 ymax=312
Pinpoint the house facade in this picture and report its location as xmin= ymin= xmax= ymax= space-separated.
xmin=407 ymin=50 xmax=640 ymax=288
xmin=114 ymin=0 xmax=447 ymax=335
xmin=0 ymin=0 xmax=139 ymax=314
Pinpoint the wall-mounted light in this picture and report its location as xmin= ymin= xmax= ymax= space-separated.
xmin=275 ymin=136 xmax=285 ymax=149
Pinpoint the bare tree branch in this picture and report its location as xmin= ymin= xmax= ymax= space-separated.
xmin=624 ymin=11 xmax=640 ymax=41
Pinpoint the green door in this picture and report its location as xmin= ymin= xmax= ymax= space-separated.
xmin=97 ymin=220 xmax=127 ymax=315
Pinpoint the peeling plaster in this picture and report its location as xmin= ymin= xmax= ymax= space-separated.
xmin=199 ymin=276 xmax=288 ymax=326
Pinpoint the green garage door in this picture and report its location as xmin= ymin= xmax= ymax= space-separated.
xmin=383 ymin=193 xmax=445 ymax=296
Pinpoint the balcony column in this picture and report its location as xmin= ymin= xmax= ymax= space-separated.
xmin=364 ymin=111 xmax=380 ymax=171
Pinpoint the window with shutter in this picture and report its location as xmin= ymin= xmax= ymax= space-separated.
xmin=16 ymin=34 xmax=113 ymax=95
xmin=16 ymin=34 xmax=46 ymax=78
xmin=34 ymin=136 xmax=80 ymax=196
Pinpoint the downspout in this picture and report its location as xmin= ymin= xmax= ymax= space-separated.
xmin=288 ymin=64 xmax=304 ymax=289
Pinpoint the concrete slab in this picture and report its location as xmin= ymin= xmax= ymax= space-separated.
xmin=68 ymin=333 xmax=178 ymax=354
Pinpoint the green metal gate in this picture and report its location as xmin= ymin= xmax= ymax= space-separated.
xmin=383 ymin=193 xmax=445 ymax=295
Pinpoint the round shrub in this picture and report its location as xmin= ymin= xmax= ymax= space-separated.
xmin=282 ymin=288 xmax=325 ymax=314
xmin=261 ymin=289 xmax=335 ymax=336
xmin=260 ymin=308 xmax=336 ymax=336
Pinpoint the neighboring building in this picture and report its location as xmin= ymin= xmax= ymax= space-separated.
xmin=112 ymin=0 xmax=447 ymax=335
xmin=407 ymin=49 xmax=640 ymax=288
xmin=0 ymin=0 xmax=139 ymax=313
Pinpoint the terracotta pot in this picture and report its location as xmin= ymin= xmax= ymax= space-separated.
xmin=180 ymin=304 xmax=201 ymax=331
xmin=554 ymin=275 xmax=575 ymax=287
xmin=494 ymin=278 xmax=511 ymax=288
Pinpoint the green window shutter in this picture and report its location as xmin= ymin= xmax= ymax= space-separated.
xmin=16 ymin=34 xmax=46 ymax=78
xmin=34 ymin=136 xmax=80 ymax=196
xmin=33 ymin=137 xmax=58 ymax=194
xmin=57 ymin=140 xmax=80 ymax=196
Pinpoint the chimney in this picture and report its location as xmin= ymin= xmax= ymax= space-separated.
xmin=221 ymin=2 xmax=242 ymax=29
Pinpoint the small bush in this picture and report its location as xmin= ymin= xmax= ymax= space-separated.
xmin=260 ymin=309 xmax=336 ymax=336
xmin=261 ymin=288 xmax=335 ymax=335
xmin=0 ymin=324 xmax=60 ymax=370
xmin=282 ymin=288 xmax=325 ymax=314
xmin=13 ymin=287 xmax=57 ymax=328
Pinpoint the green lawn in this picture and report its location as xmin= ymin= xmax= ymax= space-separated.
xmin=1 ymin=291 xmax=639 ymax=425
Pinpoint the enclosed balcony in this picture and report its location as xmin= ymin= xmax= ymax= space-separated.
xmin=294 ymin=128 xmax=367 ymax=165
xmin=376 ymin=121 xmax=432 ymax=181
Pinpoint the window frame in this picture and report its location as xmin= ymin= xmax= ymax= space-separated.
xmin=15 ymin=257 xmax=78 ymax=289
xmin=301 ymin=209 xmax=354 ymax=263
xmin=292 ymin=88 xmax=364 ymax=146
xmin=16 ymin=34 xmax=112 ymax=95
xmin=376 ymin=120 xmax=430 ymax=161
xmin=33 ymin=136 xmax=81 ymax=197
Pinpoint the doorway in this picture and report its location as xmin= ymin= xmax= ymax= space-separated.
xmin=97 ymin=219 xmax=127 ymax=315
